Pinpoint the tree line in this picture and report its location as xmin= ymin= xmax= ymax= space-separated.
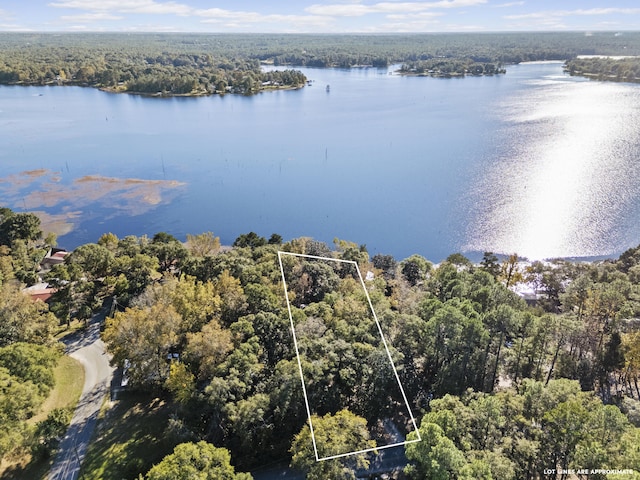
xmin=399 ymin=58 xmax=506 ymax=77
xmin=0 ymin=208 xmax=76 ymax=467
xmin=406 ymin=378 xmax=639 ymax=479
xmin=1 ymin=206 xmax=640 ymax=478
xmin=74 ymin=232 xmax=640 ymax=477
xmin=0 ymin=34 xmax=306 ymax=95
xmin=3 ymin=32 xmax=640 ymax=95
xmin=565 ymin=56 xmax=640 ymax=83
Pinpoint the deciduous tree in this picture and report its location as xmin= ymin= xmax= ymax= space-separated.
xmin=66 ymin=243 xmax=114 ymax=280
xmin=400 ymin=254 xmax=432 ymax=286
xmin=290 ymin=409 xmax=375 ymax=480
xmin=144 ymin=441 xmax=252 ymax=480
xmin=184 ymin=320 xmax=233 ymax=381
xmin=103 ymin=304 xmax=180 ymax=387
xmin=186 ymin=232 xmax=220 ymax=257
xmin=405 ymin=422 xmax=466 ymax=480
xmin=0 ymin=283 xmax=57 ymax=346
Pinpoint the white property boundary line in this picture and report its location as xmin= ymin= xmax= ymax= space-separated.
xmin=277 ymin=251 xmax=422 ymax=462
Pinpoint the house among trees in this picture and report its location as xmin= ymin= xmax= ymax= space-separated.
xmin=40 ymin=247 xmax=69 ymax=271
xmin=19 ymin=248 xmax=70 ymax=302
xmin=22 ymin=282 xmax=57 ymax=303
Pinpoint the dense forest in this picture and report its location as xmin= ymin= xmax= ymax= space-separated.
xmin=398 ymin=58 xmax=506 ymax=77
xmin=0 ymin=34 xmax=308 ymax=95
xmin=565 ymin=56 xmax=640 ymax=83
xmin=1 ymin=206 xmax=640 ymax=478
xmin=2 ymin=32 xmax=640 ymax=95
xmin=0 ymin=209 xmax=77 ymax=473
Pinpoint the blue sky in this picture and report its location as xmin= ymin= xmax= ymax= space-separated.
xmin=1 ymin=0 xmax=640 ymax=33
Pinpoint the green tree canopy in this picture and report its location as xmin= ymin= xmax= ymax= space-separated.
xmin=0 ymin=283 xmax=57 ymax=347
xmin=233 ymin=232 xmax=267 ymax=249
xmin=0 ymin=211 xmax=42 ymax=246
xmin=186 ymin=232 xmax=221 ymax=257
xmin=103 ymin=304 xmax=180 ymax=387
xmin=290 ymin=409 xmax=375 ymax=480
xmin=144 ymin=441 xmax=252 ymax=480
xmin=66 ymin=243 xmax=114 ymax=279
xmin=400 ymin=254 xmax=432 ymax=286
xmin=405 ymin=422 xmax=467 ymax=480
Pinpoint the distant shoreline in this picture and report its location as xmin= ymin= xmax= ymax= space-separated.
xmin=0 ymin=80 xmax=306 ymax=97
xmin=98 ymin=83 xmax=305 ymax=97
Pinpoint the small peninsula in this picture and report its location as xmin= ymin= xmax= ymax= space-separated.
xmin=564 ymin=56 xmax=640 ymax=83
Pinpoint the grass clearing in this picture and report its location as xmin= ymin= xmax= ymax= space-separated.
xmin=0 ymin=355 xmax=85 ymax=480
xmin=53 ymin=319 xmax=87 ymax=342
xmin=30 ymin=355 xmax=85 ymax=425
xmin=80 ymin=392 xmax=178 ymax=480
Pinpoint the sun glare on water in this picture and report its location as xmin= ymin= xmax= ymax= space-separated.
xmin=465 ymin=76 xmax=640 ymax=260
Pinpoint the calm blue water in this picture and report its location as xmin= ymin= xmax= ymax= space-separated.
xmin=2 ymin=62 xmax=640 ymax=262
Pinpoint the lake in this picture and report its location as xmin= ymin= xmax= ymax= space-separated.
xmin=2 ymin=62 xmax=640 ymax=262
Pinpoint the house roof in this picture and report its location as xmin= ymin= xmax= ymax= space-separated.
xmin=22 ymin=282 xmax=57 ymax=303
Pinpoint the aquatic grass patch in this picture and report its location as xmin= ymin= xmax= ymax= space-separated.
xmin=0 ymin=169 xmax=186 ymax=239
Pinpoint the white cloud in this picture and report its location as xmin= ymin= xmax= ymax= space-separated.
xmin=122 ymin=23 xmax=185 ymax=32
xmin=60 ymin=13 xmax=123 ymax=22
xmin=373 ymin=18 xmax=485 ymax=31
xmin=47 ymin=0 xmax=337 ymax=32
xmin=49 ymin=0 xmax=192 ymax=16
xmin=191 ymin=8 xmax=233 ymax=19
xmin=0 ymin=9 xmax=31 ymax=31
xmin=505 ymin=8 xmax=640 ymax=20
xmin=504 ymin=18 xmax=568 ymax=30
xmin=492 ymin=1 xmax=524 ymax=7
xmin=48 ymin=0 xmax=333 ymax=31
xmin=504 ymin=11 xmax=548 ymax=19
xmin=306 ymin=0 xmax=486 ymax=17
xmin=0 ymin=23 xmax=30 ymax=31
xmin=575 ymin=8 xmax=640 ymax=15
xmin=304 ymin=4 xmax=371 ymax=16
xmin=386 ymin=12 xmax=443 ymax=19
xmin=376 ymin=18 xmax=444 ymax=31
xmin=503 ymin=8 xmax=640 ymax=31
xmin=444 ymin=22 xmax=486 ymax=30
xmin=434 ymin=0 xmax=488 ymax=7
xmin=197 ymin=9 xmax=332 ymax=28
xmin=45 ymin=0 xmax=491 ymax=32
xmin=0 ymin=8 xmax=17 ymax=20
